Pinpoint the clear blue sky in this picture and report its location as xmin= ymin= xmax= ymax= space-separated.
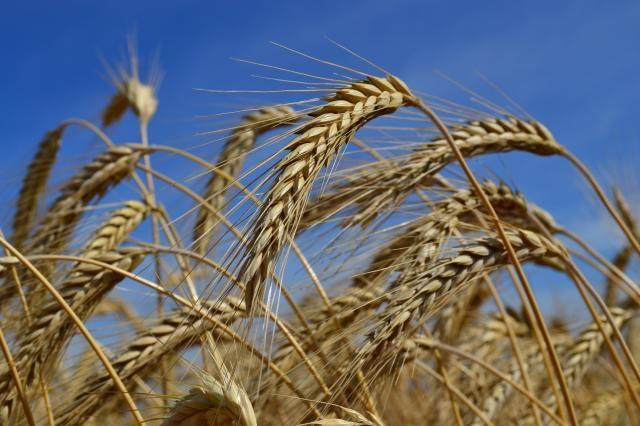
xmin=1 ymin=1 xmax=639 ymax=299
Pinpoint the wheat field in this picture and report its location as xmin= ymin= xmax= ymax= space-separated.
xmin=0 ymin=42 xmax=639 ymax=426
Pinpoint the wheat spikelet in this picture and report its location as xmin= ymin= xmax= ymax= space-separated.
xmin=11 ymin=126 xmax=65 ymax=251
xmin=239 ymin=74 xmax=417 ymax=310
xmin=54 ymin=298 xmax=243 ymax=426
xmin=0 ymin=249 xmax=144 ymax=418
xmin=82 ymin=200 xmax=149 ymax=258
xmin=193 ymin=106 xmax=297 ymax=255
xmin=299 ymin=117 xmax=562 ymax=230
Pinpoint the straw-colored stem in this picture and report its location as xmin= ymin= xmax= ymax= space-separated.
xmin=413 ymin=97 xmax=577 ymax=425
xmin=0 ymin=324 xmax=35 ymax=426
xmin=0 ymin=238 xmax=143 ymax=425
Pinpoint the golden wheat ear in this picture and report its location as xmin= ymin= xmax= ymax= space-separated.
xmin=239 ymin=74 xmax=418 ymax=312
xmin=163 ymin=333 xmax=256 ymax=426
xmin=11 ymin=125 xmax=65 ymax=250
xmin=101 ymin=48 xmax=159 ymax=127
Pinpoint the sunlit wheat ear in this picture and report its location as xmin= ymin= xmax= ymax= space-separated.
xmin=29 ymin=145 xmax=142 ymax=254
xmin=299 ymin=117 xmax=562 ymax=231
xmin=521 ymin=307 xmax=632 ymax=425
xmin=164 ymin=333 xmax=256 ymax=426
xmin=354 ymin=230 xmax=565 ymax=379
xmin=102 ymin=54 xmax=159 ymax=127
xmin=11 ymin=125 xmax=65 ymax=250
xmin=82 ymin=200 xmax=149 ymax=258
xmin=0 ymin=249 xmax=144 ymax=418
xmin=349 ymin=180 xmax=556 ymax=300
xmin=163 ymin=382 xmax=256 ymax=426
xmin=55 ymin=298 xmax=244 ymax=426
xmin=240 ymin=74 xmax=417 ymax=311
xmin=193 ymin=105 xmax=297 ymax=255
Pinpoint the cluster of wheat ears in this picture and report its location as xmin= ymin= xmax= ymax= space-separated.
xmin=0 ymin=42 xmax=639 ymax=426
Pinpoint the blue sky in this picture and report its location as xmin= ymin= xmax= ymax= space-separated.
xmin=1 ymin=1 xmax=639 ymax=311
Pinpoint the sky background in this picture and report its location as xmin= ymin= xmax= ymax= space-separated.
xmin=1 ymin=1 xmax=639 ymax=314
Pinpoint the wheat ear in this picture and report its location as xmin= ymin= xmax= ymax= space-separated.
xmin=193 ymin=105 xmax=296 ymax=255
xmin=54 ymin=298 xmax=243 ymax=426
xmin=28 ymin=145 xmax=141 ymax=254
xmin=240 ymin=74 xmax=416 ymax=311
xmin=11 ymin=126 xmax=65 ymax=250
xmin=579 ymin=390 xmax=624 ymax=426
xmin=0 ymin=249 xmax=144 ymax=417
xmin=299 ymin=117 xmax=561 ymax=230
xmin=353 ymin=230 xmax=564 ymax=379
xmin=82 ymin=200 xmax=149 ymax=258
xmin=521 ymin=307 xmax=632 ymax=425
xmin=163 ymin=334 xmax=256 ymax=426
